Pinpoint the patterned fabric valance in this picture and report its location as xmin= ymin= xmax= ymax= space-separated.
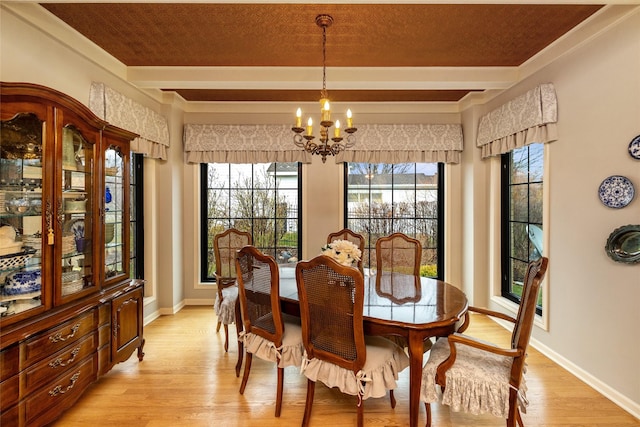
xmin=89 ymin=82 xmax=170 ymax=160
xmin=184 ymin=123 xmax=463 ymax=164
xmin=336 ymin=124 xmax=463 ymax=164
xmin=476 ymin=83 xmax=558 ymax=159
xmin=184 ymin=124 xmax=311 ymax=164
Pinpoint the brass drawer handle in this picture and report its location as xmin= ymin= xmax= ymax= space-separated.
xmin=48 ymin=372 xmax=80 ymax=397
xmin=48 ymin=347 xmax=81 ymax=369
xmin=49 ymin=323 xmax=81 ymax=343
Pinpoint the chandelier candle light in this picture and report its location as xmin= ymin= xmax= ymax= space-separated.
xmin=292 ymin=14 xmax=357 ymax=163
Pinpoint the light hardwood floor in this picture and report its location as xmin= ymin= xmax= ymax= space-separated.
xmin=53 ymin=306 xmax=638 ymax=427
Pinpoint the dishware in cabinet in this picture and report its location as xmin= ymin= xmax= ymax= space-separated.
xmin=0 ymin=82 xmax=137 ymax=324
xmin=102 ymin=133 xmax=130 ymax=287
xmin=58 ymin=122 xmax=99 ymax=304
xmin=1 ymin=111 xmax=47 ymax=322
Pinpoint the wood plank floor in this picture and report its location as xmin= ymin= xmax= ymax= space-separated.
xmin=53 ymin=306 xmax=638 ymax=427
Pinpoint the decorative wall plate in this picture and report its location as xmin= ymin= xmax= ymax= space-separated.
xmin=629 ymin=135 xmax=640 ymax=160
xmin=605 ymin=224 xmax=640 ymax=264
xmin=598 ymin=175 xmax=635 ymax=208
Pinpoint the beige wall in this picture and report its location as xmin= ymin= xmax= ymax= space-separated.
xmin=461 ymin=8 xmax=640 ymax=412
xmin=2 ymin=3 xmax=638 ymax=417
xmin=529 ymin=9 xmax=639 ymax=403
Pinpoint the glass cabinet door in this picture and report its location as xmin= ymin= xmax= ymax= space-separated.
xmin=104 ymin=145 xmax=126 ymax=282
xmin=60 ymin=125 xmax=95 ymax=298
xmin=0 ymin=113 xmax=45 ymax=318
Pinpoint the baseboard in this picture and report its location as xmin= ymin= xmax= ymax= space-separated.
xmin=491 ymin=317 xmax=640 ymax=420
xmin=157 ymin=300 xmax=186 ymax=316
xmin=183 ymin=298 xmax=215 ymax=306
xmin=529 ymin=335 xmax=640 ymax=419
xmin=143 ymin=309 xmax=161 ymax=326
xmin=145 ymin=299 xmax=210 ymax=322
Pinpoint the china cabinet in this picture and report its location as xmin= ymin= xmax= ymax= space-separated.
xmin=0 ymin=82 xmax=145 ymax=427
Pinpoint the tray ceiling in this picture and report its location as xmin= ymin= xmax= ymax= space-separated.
xmin=37 ymin=2 xmax=605 ymax=104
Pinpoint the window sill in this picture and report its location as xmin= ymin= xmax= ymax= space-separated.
xmin=490 ymin=295 xmax=548 ymax=331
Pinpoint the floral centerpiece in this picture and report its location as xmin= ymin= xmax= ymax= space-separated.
xmin=320 ymin=239 xmax=362 ymax=267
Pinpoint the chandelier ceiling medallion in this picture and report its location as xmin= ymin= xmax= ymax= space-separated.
xmin=292 ymin=14 xmax=357 ymax=163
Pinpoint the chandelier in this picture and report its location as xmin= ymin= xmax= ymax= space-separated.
xmin=292 ymin=14 xmax=357 ymax=163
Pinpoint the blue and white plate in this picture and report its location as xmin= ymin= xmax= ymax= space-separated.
xmin=629 ymin=135 xmax=640 ymax=160
xmin=3 ymin=269 xmax=41 ymax=295
xmin=598 ymin=175 xmax=635 ymax=209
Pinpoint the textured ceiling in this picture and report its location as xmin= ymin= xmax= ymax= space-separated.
xmin=40 ymin=3 xmax=603 ymax=103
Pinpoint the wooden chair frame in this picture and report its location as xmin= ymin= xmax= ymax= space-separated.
xmin=296 ymin=255 xmax=396 ymax=427
xmin=235 ymin=245 xmax=288 ymax=417
xmin=426 ymin=257 xmax=549 ymax=427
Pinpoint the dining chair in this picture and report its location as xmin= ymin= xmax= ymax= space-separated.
xmin=213 ymin=228 xmax=252 ymax=354
xmin=374 ymin=233 xmax=431 ymax=351
xmin=327 ymin=228 xmax=365 ymax=274
xmin=295 ymin=255 xmax=410 ymax=427
xmin=420 ymin=256 xmax=549 ymax=427
xmin=235 ymin=245 xmax=304 ymax=417
xmin=375 ymin=232 xmax=421 ymax=280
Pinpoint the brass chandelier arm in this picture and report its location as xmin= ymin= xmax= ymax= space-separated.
xmin=292 ymin=127 xmax=357 ymax=163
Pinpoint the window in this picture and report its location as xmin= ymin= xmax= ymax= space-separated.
xmin=501 ymin=143 xmax=543 ymax=314
xmin=345 ymin=163 xmax=444 ymax=279
xmin=129 ymin=153 xmax=144 ymax=279
xmin=200 ymin=163 xmax=301 ymax=282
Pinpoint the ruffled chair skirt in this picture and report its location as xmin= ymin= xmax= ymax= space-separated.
xmin=420 ymin=337 xmax=527 ymax=419
xmin=301 ymin=336 xmax=410 ymax=400
xmin=240 ymin=319 xmax=304 ymax=368
xmin=214 ymin=285 xmax=238 ymax=325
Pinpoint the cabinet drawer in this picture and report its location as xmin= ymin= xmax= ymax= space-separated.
xmin=24 ymin=355 xmax=96 ymax=427
xmin=23 ymin=333 xmax=97 ymax=395
xmin=0 ymin=402 xmax=20 ymax=427
xmin=23 ymin=310 xmax=96 ymax=366
xmin=1 ymin=373 xmax=20 ymax=410
xmin=1 ymin=343 xmax=20 ymax=381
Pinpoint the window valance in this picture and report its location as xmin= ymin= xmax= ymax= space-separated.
xmin=476 ymin=83 xmax=558 ymax=159
xmin=336 ymin=124 xmax=463 ymax=164
xmin=184 ymin=124 xmax=311 ymax=164
xmin=89 ymin=82 xmax=170 ymax=160
xmin=184 ymin=123 xmax=463 ymax=165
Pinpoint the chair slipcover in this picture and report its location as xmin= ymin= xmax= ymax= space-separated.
xmin=420 ymin=336 xmax=527 ymax=418
xmin=301 ymin=335 xmax=409 ymax=400
xmin=240 ymin=317 xmax=303 ymax=368
xmin=214 ymin=285 xmax=237 ymax=325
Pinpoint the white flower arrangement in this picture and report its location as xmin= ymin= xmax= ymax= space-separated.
xmin=320 ymin=239 xmax=362 ymax=267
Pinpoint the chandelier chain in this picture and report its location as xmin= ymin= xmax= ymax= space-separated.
xmin=322 ymin=24 xmax=327 ymax=97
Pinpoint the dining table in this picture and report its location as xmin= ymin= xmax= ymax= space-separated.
xmin=234 ymin=264 xmax=468 ymax=427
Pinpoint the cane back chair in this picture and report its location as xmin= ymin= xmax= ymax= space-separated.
xmin=235 ymin=245 xmax=303 ymax=417
xmin=421 ymin=257 xmax=549 ymax=427
xmin=375 ymin=233 xmax=431 ymax=352
xmin=295 ymin=255 xmax=409 ymax=427
xmin=213 ymin=228 xmax=252 ymax=353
